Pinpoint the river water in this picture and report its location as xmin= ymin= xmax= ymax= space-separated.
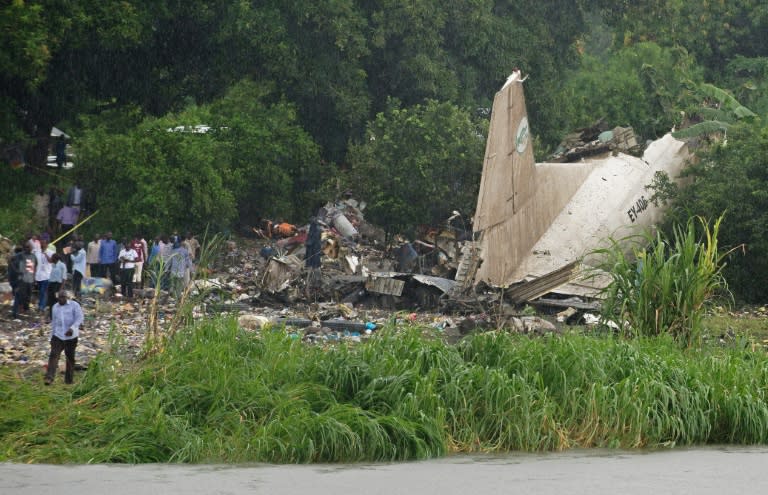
xmin=3 ymin=447 xmax=768 ymax=494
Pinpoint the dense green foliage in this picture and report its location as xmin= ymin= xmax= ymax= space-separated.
xmin=600 ymin=0 xmax=768 ymax=73
xmin=594 ymin=216 xmax=730 ymax=347
xmin=561 ymin=42 xmax=703 ymax=139
xmin=346 ymin=99 xmax=486 ymax=236
xmin=0 ymin=166 xmax=49 ymax=240
xmin=4 ymin=0 xmax=768 ymax=297
xmin=73 ymin=80 xmax=324 ymax=235
xmin=659 ymin=124 xmax=768 ymax=302
xmin=4 ymin=321 xmax=768 ymax=463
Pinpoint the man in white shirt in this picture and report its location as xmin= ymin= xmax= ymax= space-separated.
xmin=118 ymin=240 xmax=138 ymax=298
xmin=45 ymin=290 xmax=84 ymax=385
xmin=35 ymin=239 xmax=55 ymax=311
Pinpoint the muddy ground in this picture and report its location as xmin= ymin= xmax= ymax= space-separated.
xmin=2 ymin=236 xmax=566 ymax=372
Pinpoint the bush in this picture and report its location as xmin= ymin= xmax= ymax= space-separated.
xmin=594 ymin=216 xmax=731 ymax=347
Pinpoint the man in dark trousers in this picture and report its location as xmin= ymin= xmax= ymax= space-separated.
xmin=45 ymin=290 xmax=84 ymax=385
xmin=55 ymin=136 xmax=67 ymax=168
xmin=12 ymin=243 xmax=37 ymax=317
xmin=98 ymin=231 xmax=119 ymax=286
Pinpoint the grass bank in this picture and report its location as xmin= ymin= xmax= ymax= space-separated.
xmin=2 ymin=318 xmax=768 ymax=463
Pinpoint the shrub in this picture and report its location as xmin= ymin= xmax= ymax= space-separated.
xmin=594 ymin=216 xmax=731 ymax=347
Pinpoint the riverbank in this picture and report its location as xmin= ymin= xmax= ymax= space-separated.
xmin=3 ymin=318 xmax=768 ymax=464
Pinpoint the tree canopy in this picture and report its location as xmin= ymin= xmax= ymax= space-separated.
xmin=3 ymin=0 xmax=768 ymax=298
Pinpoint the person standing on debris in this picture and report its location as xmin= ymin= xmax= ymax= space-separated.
xmin=86 ymin=233 xmax=101 ymax=277
xmin=44 ymin=290 xmax=84 ymax=385
xmin=145 ymin=236 xmax=161 ymax=289
xmin=70 ymin=241 xmax=86 ymax=298
xmin=130 ymin=234 xmax=147 ymax=289
xmin=183 ymin=232 xmax=200 ymax=262
xmin=118 ymin=239 xmax=138 ymax=298
xmin=46 ymin=253 xmax=67 ymax=320
xmin=159 ymin=235 xmax=174 ymax=290
xmin=35 ymin=239 xmax=55 ymax=312
xmin=168 ymin=240 xmax=192 ymax=298
xmin=13 ymin=243 xmax=37 ymax=317
xmin=305 ymin=217 xmax=322 ymax=269
xmin=99 ymin=232 xmax=119 ymax=286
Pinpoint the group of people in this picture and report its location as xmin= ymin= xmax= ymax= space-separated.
xmin=7 ymin=234 xmax=72 ymax=320
xmin=83 ymin=231 xmax=199 ymax=298
xmin=5 ymin=230 xmax=201 ymax=386
xmin=6 ymin=230 xmax=201 ymax=319
xmin=6 ymin=235 xmax=83 ymax=385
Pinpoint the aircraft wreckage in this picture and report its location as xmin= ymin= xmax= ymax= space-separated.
xmin=465 ymin=78 xmax=691 ymax=301
xmin=245 ymin=78 xmax=692 ymax=310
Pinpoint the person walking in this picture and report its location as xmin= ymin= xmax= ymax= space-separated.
xmin=44 ymin=290 xmax=84 ymax=385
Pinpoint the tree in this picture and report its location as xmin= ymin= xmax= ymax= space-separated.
xmin=596 ymin=0 xmax=768 ymax=72
xmin=208 ymin=80 xmax=325 ymax=223
xmin=73 ymin=79 xmax=323 ymax=236
xmin=1 ymin=0 xmax=152 ymax=165
xmin=661 ymin=122 xmax=768 ymax=302
xmin=74 ymin=115 xmax=236 ymax=237
xmin=0 ymin=1 xmax=48 ymax=145
xmin=560 ymin=42 xmax=702 ymax=141
xmin=346 ymin=99 xmax=486 ymax=237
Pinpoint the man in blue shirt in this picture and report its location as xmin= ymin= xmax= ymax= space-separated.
xmin=45 ymin=290 xmax=84 ymax=385
xmin=98 ymin=231 xmax=119 ymax=286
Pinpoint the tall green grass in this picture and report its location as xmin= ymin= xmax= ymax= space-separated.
xmin=3 ymin=322 xmax=768 ymax=464
xmin=594 ymin=216 xmax=732 ymax=347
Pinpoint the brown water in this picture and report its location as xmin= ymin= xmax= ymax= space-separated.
xmin=3 ymin=447 xmax=768 ymax=494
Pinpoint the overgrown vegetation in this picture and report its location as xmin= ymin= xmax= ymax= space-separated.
xmin=3 ymin=322 xmax=768 ymax=464
xmin=0 ymin=167 xmax=48 ymax=240
xmin=594 ymin=216 xmax=732 ymax=347
xmin=652 ymin=123 xmax=768 ymax=302
xmin=5 ymin=1 xmax=766 ymax=235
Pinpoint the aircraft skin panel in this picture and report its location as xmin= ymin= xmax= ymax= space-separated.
xmin=510 ymin=135 xmax=690 ymax=283
xmin=472 ymin=80 xmax=690 ymax=290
